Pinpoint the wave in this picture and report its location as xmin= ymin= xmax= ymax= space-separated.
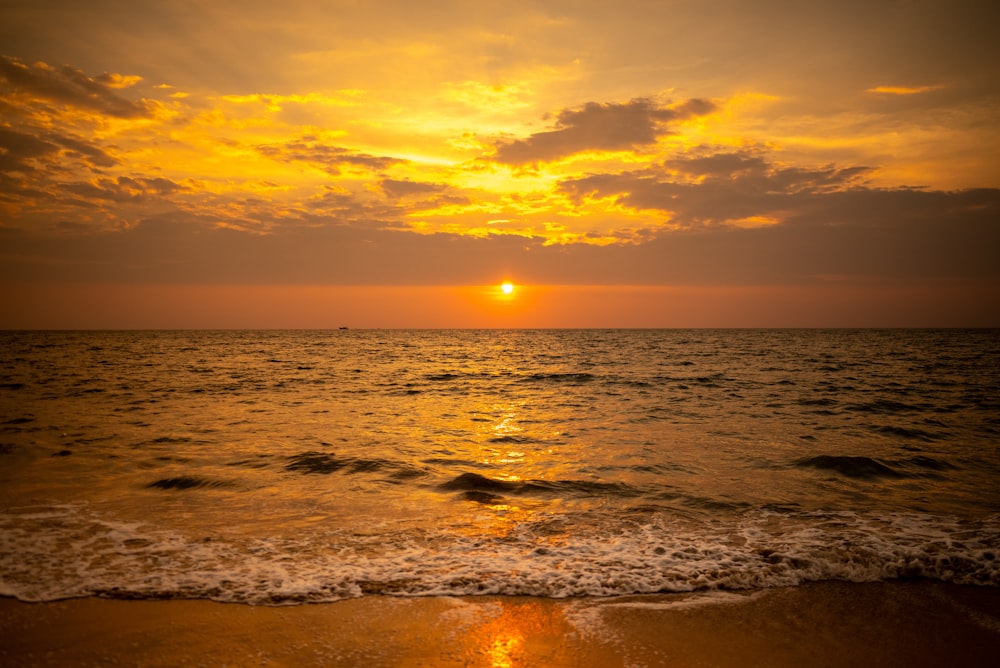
xmin=2 ymin=505 xmax=996 ymax=605
xmin=424 ymin=373 xmax=463 ymax=382
xmin=795 ymin=455 xmax=902 ymax=479
xmin=147 ymin=476 xmax=230 ymax=490
xmin=795 ymin=454 xmax=960 ymax=480
xmin=874 ymin=425 xmax=943 ymax=441
xmin=286 ymin=450 xmax=426 ymax=479
xmin=2 ymin=416 xmax=35 ymax=425
xmin=420 ymin=370 xmax=600 ymax=387
xmin=486 ymin=435 xmax=539 ymax=444
xmin=845 ymin=399 xmax=925 ymax=414
xmin=438 ymin=472 xmax=645 ymax=499
xmin=901 ymin=455 xmax=957 ymax=471
xmin=440 ymin=472 xmax=521 ymax=492
xmin=519 ymin=372 xmax=597 ymax=384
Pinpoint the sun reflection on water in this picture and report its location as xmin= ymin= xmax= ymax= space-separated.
xmin=487 ymin=630 xmax=524 ymax=668
xmin=465 ymin=599 xmax=566 ymax=668
xmin=478 ymin=402 xmax=533 ymax=468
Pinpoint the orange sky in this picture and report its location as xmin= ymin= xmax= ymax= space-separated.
xmin=1 ymin=1 xmax=998 ymax=327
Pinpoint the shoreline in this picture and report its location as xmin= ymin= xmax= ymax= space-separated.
xmin=2 ymin=581 xmax=999 ymax=666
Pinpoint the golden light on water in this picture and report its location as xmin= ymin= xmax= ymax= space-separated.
xmin=459 ymin=599 xmax=581 ymax=667
xmin=487 ymin=631 xmax=524 ymax=668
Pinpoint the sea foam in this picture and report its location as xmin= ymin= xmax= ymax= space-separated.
xmin=1 ymin=504 xmax=997 ymax=605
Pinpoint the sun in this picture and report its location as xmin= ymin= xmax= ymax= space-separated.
xmin=500 ymin=281 xmax=515 ymax=295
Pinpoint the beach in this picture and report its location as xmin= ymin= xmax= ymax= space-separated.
xmin=2 ymin=582 xmax=999 ymax=667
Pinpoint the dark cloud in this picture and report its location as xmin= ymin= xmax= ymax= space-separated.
xmin=1 ymin=181 xmax=997 ymax=290
xmin=0 ymin=126 xmax=120 ymax=209
xmin=304 ymin=186 xmax=401 ymax=225
xmin=59 ymin=176 xmax=186 ymax=204
xmin=257 ymin=137 xmax=402 ymax=175
xmin=0 ymin=64 xmax=123 ymax=188
xmin=492 ymin=97 xmax=716 ymax=165
xmin=561 ymin=151 xmax=874 ymax=226
xmin=0 ymin=128 xmax=120 ymax=173
xmin=0 ymin=126 xmax=59 ymax=174
xmin=49 ymin=134 xmax=118 ymax=168
xmin=115 ymin=176 xmax=185 ymax=196
xmin=0 ymin=55 xmax=151 ymax=118
xmin=380 ymin=178 xmax=447 ymax=199
xmin=0 ymin=111 xmax=190 ymax=228
xmin=664 ymin=151 xmax=768 ymax=178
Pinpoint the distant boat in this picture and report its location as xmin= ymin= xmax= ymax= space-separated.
xmin=338 ymin=326 xmax=349 ymax=330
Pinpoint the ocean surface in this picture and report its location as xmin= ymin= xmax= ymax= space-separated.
xmin=1 ymin=329 xmax=998 ymax=604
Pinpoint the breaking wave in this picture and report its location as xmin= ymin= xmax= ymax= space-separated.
xmin=2 ymin=504 xmax=996 ymax=605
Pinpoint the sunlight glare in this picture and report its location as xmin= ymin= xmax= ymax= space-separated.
xmin=501 ymin=282 xmax=515 ymax=295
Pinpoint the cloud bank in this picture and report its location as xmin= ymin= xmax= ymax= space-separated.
xmin=492 ymin=98 xmax=716 ymax=165
xmin=0 ymin=55 xmax=150 ymax=118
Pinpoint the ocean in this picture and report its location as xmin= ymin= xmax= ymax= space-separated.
xmin=1 ymin=329 xmax=998 ymax=604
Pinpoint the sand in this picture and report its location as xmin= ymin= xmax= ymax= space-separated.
xmin=1 ymin=582 xmax=998 ymax=667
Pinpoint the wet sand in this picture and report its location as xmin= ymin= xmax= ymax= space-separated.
xmin=2 ymin=581 xmax=998 ymax=667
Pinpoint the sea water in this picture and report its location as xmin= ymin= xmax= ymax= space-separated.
xmin=1 ymin=329 xmax=998 ymax=604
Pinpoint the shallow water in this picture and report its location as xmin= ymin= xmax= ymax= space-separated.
xmin=1 ymin=329 xmax=998 ymax=603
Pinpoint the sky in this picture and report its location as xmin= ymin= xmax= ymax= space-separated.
xmin=1 ymin=0 xmax=998 ymax=328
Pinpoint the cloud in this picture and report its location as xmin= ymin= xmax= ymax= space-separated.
xmin=0 ymin=56 xmax=151 ymax=118
xmin=0 ymin=126 xmax=119 ymax=197
xmin=116 ymin=176 xmax=186 ymax=196
xmin=59 ymin=176 xmax=186 ymax=204
xmin=562 ymin=151 xmax=874 ymax=227
xmin=663 ymin=151 xmax=768 ymax=178
xmin=46 ymin=133 xmax=118 ymax=168
xmin=0 ymin=126 xmax=60 ymax=175
xmin=380 ymin=178 xmax=448 ymax=199
xmin=256 ymin=136 xmax=402 ymax=174
xmin=1 ymin=180 xmax=996 ymax=290
xmin=866 ymin=85 xmax=943 ymax=95
xmin=492 ymin=97 xmax=716 ymax=165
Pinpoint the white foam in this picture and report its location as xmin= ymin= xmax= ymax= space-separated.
xmin=601 ymin=590 xmax=761 ymax=611
xmin=563 ymin=590 xmax=761 ymax=644
xmin=1 ymin=504 xmax=997 ymax=604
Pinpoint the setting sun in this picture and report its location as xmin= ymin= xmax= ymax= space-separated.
xmin=501 ymin=282 xmax=515 ymax=295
